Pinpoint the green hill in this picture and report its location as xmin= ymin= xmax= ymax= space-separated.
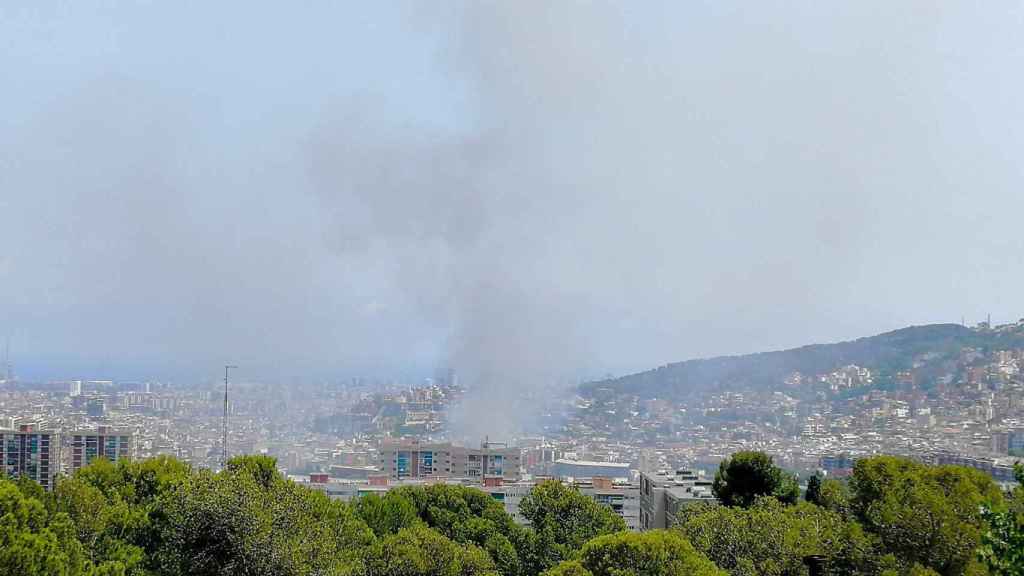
xmin=581 ymin=321 xmax=1024 ymax=400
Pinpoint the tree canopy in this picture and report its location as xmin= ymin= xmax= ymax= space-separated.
xmin=712 ymin=451 xmax=799 ymax=508
xmin=975 ymin=463 xmax=1024 ymax=576
xmin=848 ymin=455 xmax=1002 ymax=575
xmin=543 ymin=531 xmax=723 ymax=576
xmin=678 ymin=496 xmax=880 ymax=576
xmin=804 ymin=474 xmax=822 ymax=506
xmin=518 ymin=479 xmax=627 ymax=571
xmin=1 ymin=450 xmax=1019 ymax=576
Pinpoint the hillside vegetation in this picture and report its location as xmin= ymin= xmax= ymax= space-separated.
xmin=581 ymin=322 xmax=1024 ymax=400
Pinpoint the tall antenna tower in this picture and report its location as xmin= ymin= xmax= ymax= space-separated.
xmin=3 ymin=338 xmax=11 ymax=383
xmin=222 ymin=365 xmax=238 ymax=467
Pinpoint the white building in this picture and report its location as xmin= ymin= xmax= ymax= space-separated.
xmin=297 ymin=473 xmax=642 ymax=530
xmin=639 ymin=469 xmax=717 ymax=530
xmin=550 ymin=459 xmax=631 ymax=480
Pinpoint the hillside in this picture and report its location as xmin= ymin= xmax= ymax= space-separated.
xmin=581 ymin=321 xmax=1024 ymax=400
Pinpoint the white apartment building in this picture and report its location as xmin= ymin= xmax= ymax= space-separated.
xmin=297 ymin=473 xmax=642 ymax=530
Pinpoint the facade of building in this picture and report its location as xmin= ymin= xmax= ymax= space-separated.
xmin=86 ymin=398 xmax=105 ymax=418
xmin=931 ymin=451 xmax=1018 ymax=484
xmin=574 ymin=477 xmax=641 ymax=530
xmin=377 ymin=440 xmax=522 ymax=481
xmin=550 ymin=459 xmax=631 ymax=480
xmin=819 ymin=451 xmax=1018 ymax=485
xmin=299 ymin=473 xmax=641 ymax=530
xmin=992 ymin=431 xmax=1009 ymax=454
xmin=639 ymin=469 xmax=717 ymax=530
xmin=0 ymin=423 xmax=61 ymax=491
xmin=1009 ymin=431 xmax=1024 ymax=455
xmin=992 ymin=429 xmax=1024 ymax=456
xmin=819 ymin=454 xmax=855 ymax=477
xmin=69 ymin=426 xmax=133 ymax=473
xmin=480 ymin=481 xmax=535 ymax=525
xmin=481 ymin=477 xmax=640 ymax=529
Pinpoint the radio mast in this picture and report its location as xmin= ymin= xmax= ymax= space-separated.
xmin=3 ymin=339 xmax=11 ymax=383
xmin=222 ymin=364 xmax=238 ymax=467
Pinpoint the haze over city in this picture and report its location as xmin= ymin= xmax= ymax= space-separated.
xmin=6 ymin=4 xmax=1024 ymax=575
xmin=2 ymin=2 xmax=1023 ymax=385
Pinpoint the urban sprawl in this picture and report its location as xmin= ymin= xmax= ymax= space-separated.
xmin=3 ymin=321 xmax=1024 ymax=532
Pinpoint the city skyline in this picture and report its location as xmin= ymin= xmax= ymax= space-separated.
xmin=3 ymin=3 xmax=1024 ymax=574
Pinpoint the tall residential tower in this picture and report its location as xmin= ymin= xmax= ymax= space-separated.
xmin=0 ymin=423 xmax=61 ymax=490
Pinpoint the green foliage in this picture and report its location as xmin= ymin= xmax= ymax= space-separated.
xmin=225 ymin=454 xmax=281 ymax=489
xmin=978 ymin=463 xmax=1024 ymax=576
xmin=712 ymin=451 xmax=799 ymax=508
xmin=541 ymin=561 xmax=592 ymax=576
xmin=8 ymin=451 xmax=1017 ymax=576
xmin=542 ymin=530 xmax=724 ymax=576
xmin=0 ymin=477 xmax=89 ymax=576
xmin=804 ymin=474 xmax=822 ymax=505
xmin=9 ymin=456 xmax=528 ymax=576
xmin=390 ymin=483 xmax=535 ymax=576
xmin=678 ymin=496 xmax=880 ymax=576
xmin=119 ymin=455 xmax=192 ymax=504
xmin=519 ymin=480 xmax=627 ymax=571
xmin=48 ymin=455 xmax=192 ymax=575
xmin=978 ymin=507 xmax=1024 ymax=576
xmin=900 ymin=565 xmax=942 ymax=576
xmin=14 ymin=474 xmax=50 ymax=505
xmin=152 ymin=466 xmax=373 ymax=575
xmin=53 ymin=476 xmax=147 ymax=571
xmin=365 ymin=524 xmax=499 ymax=576
xmin=355 ymin=491 xmax=422 ymax=537
xmin=7 ymin=456 xmax=615 ymax=576
xmin=849 ymin=455 xmax=1003 ymax=575
xmin=816 ymin=478 xmax=852 ymax=518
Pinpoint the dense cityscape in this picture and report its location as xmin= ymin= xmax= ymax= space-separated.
xmin=4 ymin=320 xmax=1024 ymax=538
xmin=5 ymin=1 xmax=1024 ymax=574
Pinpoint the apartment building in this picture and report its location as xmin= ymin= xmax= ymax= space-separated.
xmin=378 ymin=440 xmax=522 ymax=481
xmin=930 ymin=451 xmax=1018 ymax=484
xmin=550 ymin=459 xmax=631 ymax=480
xmin=0 ymin=423 xmax=61 ymax=491
xmin=639 ymin=468 xmax=717 ymax=530
xmin=69 ymin=426 xmax=134 ymax=473
xmin=299 ymin=472 xmax=640 ymax=530
xmin=573 ymin=476 xmax=641 ymax=530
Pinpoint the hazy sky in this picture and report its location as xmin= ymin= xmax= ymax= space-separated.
xmin=2 ymin=2 xmax=1023 ymax=383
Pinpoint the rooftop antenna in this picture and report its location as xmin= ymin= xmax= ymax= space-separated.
xmin=222 ymin=365 xmax=238 ymax=467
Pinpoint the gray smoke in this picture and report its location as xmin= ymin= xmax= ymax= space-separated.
xmin=305 ymin=99 xmax=592 ymax=440
xmin=2 ymin=2 xmax=1023 ymax=438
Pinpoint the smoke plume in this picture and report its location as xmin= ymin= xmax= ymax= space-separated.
xmin=1 ymin=2 xmax=1023 ymax=439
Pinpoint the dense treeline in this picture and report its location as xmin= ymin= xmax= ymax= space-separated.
xmin=690 ymin=451 xmax=1024 ymax=576
xmin=0 ymin=454 xmax=632 ymax=576
xmin=1 ymin=451 xmax=1021 ymax=575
